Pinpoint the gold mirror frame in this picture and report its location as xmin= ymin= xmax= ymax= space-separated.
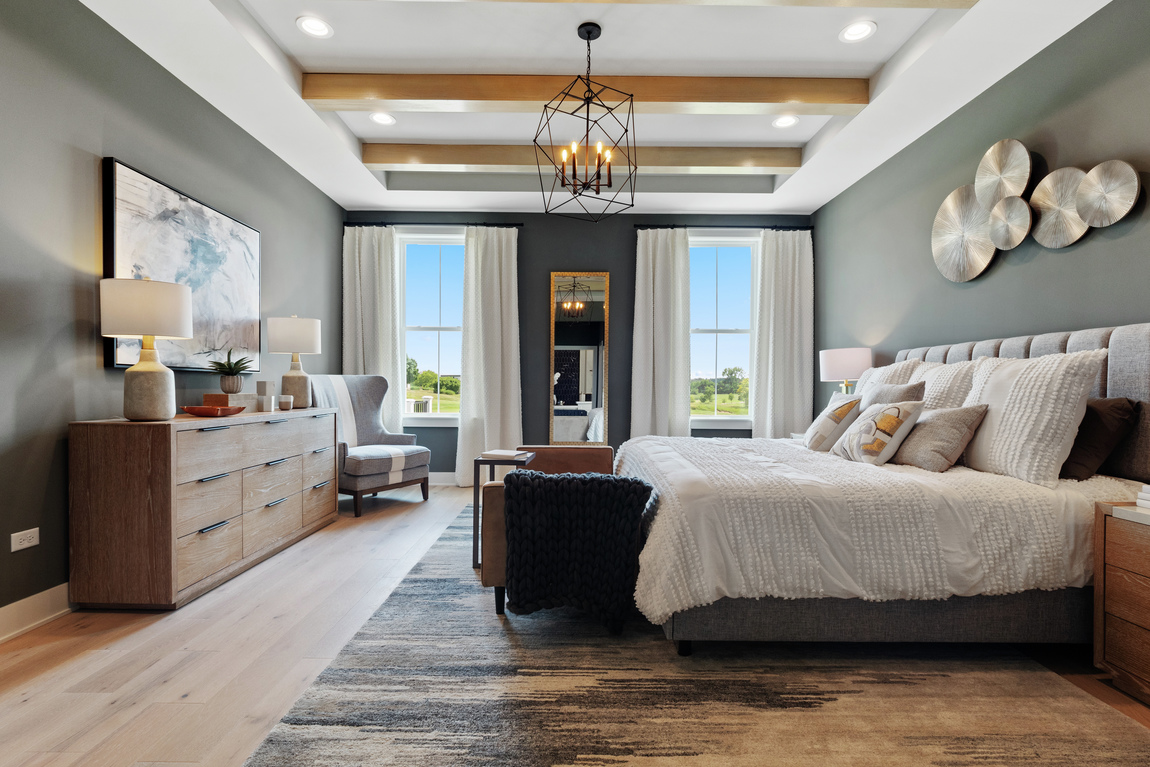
xmin=549 ymin=272 xmax=609 ymax=445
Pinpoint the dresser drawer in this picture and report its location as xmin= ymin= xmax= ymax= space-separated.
xmin=176 ymin=424 xmax=244 ymax=484
xmin=303 ymin=446 xmax=336 ymax=487
xmin=242 ymin=456 xmax=303 ymax=512
xmin=176 ymin=516 xmax=242 ymax=592
xmin=1106 ymin=614 xmax=1150 ymax=683
xmin=243 ymin=492 xmax=303 ymax=557
xmin=301 ymin=412 xmax=336 ymax=453
xmin=175 ymin=472 xmax=242 ymax=538
xmin=241 ymin=418 xmax=304 ymax=466
xmin=1106 ymin=516 xmax=1150 ymax=578
xmin=302 ymin=480 xmax=337 ymax=526
xmin=1106 ymin=564 xmax=1150 ymax=631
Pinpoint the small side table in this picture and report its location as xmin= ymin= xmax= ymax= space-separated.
xmin=472 ymin=452 xmax=535 ymax=568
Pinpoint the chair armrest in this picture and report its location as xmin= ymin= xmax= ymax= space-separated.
xmin=336 ymin=441 xmax=348 ymax=475
xmin=479 ymin=481 xmax=507 ymax=588
xmin=515 ymin=445 xmax=614 ymax=475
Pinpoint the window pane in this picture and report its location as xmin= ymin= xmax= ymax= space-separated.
xmin=689 ymin=246 xmax=716 ymax=330
xmin=716 ymin=246 xmax=752 ymax=330
xmin=437 ymin=331 xmax=462 ymax=413
xmin=439 ymin=245 xmax=465 ymax=327
xmin=405 ymin=330 xmax=438 ymax=413
xmin=405 ymin=243 xmax=440 ymax=327
xmin=716 ymin=333 xmax=750 ymax=416
xmin=690 ymin=332 xmax=717 ymax=416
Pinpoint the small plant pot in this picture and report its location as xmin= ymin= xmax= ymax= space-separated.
xmin=220 ymin=375 xmax=244 ymax=394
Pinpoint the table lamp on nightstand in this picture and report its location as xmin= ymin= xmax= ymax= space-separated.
xmin=100 ymin=278 xmax=194 ymax=421
xmin=268 ymin=315 xmax=321 ymax=408
xmin=819 ymin=347 xmax=873 ymax=394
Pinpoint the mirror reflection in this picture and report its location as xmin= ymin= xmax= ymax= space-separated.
xmin=550 ymin=272 xmax=608 ymax=444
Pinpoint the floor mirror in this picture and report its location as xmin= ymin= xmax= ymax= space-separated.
xmin=550 ymin=272 xmax=608 ymax=444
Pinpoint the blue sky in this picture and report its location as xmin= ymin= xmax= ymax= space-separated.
xmin=405 ymin=243 xmax=464 ymax=379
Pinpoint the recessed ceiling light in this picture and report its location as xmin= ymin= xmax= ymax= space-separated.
xmin=369 ymin=112 xmax=397 ymax=126
xmin=296 ymin=16 xmax=334 ymax=39
xmin=839 ymin=20 xmax=877 ymax=43
xmin=772 ymin=115 xmax=799 ymax=129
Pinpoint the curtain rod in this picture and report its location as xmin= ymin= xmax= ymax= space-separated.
xmin=634 ymin=224 xmax=812 ymax=231
xmin=345 ymin=221 xmax=524 ymax=228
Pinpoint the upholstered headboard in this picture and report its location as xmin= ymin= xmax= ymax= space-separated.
xmin=895 ymin=323 xmax=1150 ymax=483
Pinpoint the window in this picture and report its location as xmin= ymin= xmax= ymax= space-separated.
xmin=689 ymin=236 xmax=755 ymax=417
xmin=402 ymin=229 xmax=465 ymax=416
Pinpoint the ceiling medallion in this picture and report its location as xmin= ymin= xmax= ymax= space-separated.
xmin=534 ymin=22 xmax=637 ymax=222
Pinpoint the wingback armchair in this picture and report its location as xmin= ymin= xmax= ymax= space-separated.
xmin=310 ymin=375 xmax=431 ymax=516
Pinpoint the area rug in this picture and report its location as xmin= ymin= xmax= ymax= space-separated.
xmin=246 ymin=510 xmax=1150 ymax=766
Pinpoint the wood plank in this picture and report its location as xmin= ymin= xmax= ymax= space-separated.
xmin=415 ymin=0 xmax=974 ymax=6
xmin=1096 ymin=503 xmax=1110 ymax=667
xmin=303 ymin=448 xmax=336 ymax=488
xmin=305 ymin=73 xmax=868 ymax=115
xmin=175 ymin=425 xmax=244 ymax=484
xmin=176 ymin=517 xmax=244 ymax=592
xmin=175 ymin=473 xmax=241 ymax=539
xmin=1107 ymin=515 xmax=1150 ymax=578
xmin=363 ymin=143 xmax=802 ymax=174
xmin=240 ymin=419 xmax=304 ymax=467
xmin=241 ymin=457 xmax=303 ymax=512
xmin=242 ymin=494 xmax=303 ymax=558
xmin=1106 ymin=564 xmax=1150 ymax=633
xmin=299 ymin=412 xmax=336 ymax=453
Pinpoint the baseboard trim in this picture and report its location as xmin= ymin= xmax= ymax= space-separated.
xmin=0 ymin=583 xmax=72 ymax=645
xmin=429 ymin=472 xmax=456 ymax=486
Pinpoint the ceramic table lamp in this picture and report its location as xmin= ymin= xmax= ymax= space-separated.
xmin=100 ymin=278 xmax=194 ymax=421
xmin=268 ymin=316 xmax=321 ymax=408
xmin=819 ymin=347 xmax=873 ymax=394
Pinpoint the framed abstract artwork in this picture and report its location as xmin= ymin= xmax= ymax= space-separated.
xmin=103 ymin=158 xmax=261 ymax=371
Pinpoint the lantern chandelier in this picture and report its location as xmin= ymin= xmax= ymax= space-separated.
xmin=557 ymin=279 xmax=594 ymax=319
xmin=534 ymin=22 xmax=637 ymax=222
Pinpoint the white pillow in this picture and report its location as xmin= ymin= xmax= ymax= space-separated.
xmin=804 ymin=392 xmax=863 ymax=452
xmin=915 ymin=359 xmax=980 ymax=410
xmin=856 ymin=359 xmax=922 ymax=397
xmin=909 ymin=361 xmax=943 ymax=383
xmin=831 ymin=400 xmax=924 ymax=466
xmin=962 ymin=349 xmax=1108 ymax=487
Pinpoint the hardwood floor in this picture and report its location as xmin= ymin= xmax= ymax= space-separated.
xmin=0 ymin=485 xmax=467 ymax=767
xmin=2 ymin=483 xmax=1148 ymax=766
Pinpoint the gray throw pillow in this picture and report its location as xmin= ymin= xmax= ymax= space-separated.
xmin=891 ymin=404 xmax=989 ymax=473
xmin=860 ymin=380 xmax=926 ymax=411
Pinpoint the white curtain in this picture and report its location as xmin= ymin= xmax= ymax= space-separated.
xmin=630 ymin=228 xmax=691 ymax=438
xmin=342 ymin=225 xmax=405 ymax=434
xmin=750 ymin=229 xmax=814 ymax=438
xmin=455 ymin=227 xmax=523 ymax=486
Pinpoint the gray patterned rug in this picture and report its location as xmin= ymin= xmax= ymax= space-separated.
xmin=246 ymin=510 xmax=1150 ymax=766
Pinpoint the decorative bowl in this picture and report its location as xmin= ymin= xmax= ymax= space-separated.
xmin=181 ymin=405 xmax=246 ymax=418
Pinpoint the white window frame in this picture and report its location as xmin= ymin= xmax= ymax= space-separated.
xmin=687 ymin=229 xmax=759 ymax=431
xmin=396 ymin=226 xmax=466 ymax=428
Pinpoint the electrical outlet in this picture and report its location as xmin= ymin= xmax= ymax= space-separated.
xmin=11 ymin=528 xmax=39 ymax=552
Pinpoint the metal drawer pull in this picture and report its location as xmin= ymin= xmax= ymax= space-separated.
xmin=199 ymin=473 xmax=230 ymax=483
xmin=198 ymin=425 xmax=231 ymax=432
xmin=312 ymin=480 xmax=331 ymax=489
xmin=266 ymin=419 xmax=288 ymax=425
xmin=266 ymin=497 xmax=288 ymax=508
xmin=198 ymin=520 xmax=230 ymax=534
xmin=265 ymin=458 xmax=288 ymax=466
xmin=313 ymin=447 xmax=331 ymax=454
xmin=313 ymin=413 xmax=332 ymax=419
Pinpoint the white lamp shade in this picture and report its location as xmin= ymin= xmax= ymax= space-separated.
xmin=267 ymin=316 xmax=321 ymax=354
xmin=100 ymin=278 xmax=193 ymax=340
xmin=819 ymin=347 xmax=873 ymax=382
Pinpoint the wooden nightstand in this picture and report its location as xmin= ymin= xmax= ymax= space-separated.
xmin=1095 ymin=501 xmax=1150 ymax=705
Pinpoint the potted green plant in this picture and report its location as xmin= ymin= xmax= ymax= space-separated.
xmin=209 ymin=349 xmax=255 ymax=394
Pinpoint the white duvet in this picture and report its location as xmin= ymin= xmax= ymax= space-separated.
xmin=616 ymin=436 xmax=1138 ymax=625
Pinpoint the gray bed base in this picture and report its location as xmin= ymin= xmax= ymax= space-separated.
xmin=661 ymin=589 xmax=1092 ymax=655
xmin=657 ymin=322 xmax=1150 ymax=655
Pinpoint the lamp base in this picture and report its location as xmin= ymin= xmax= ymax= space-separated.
xmin=281 ymin=355 xmax=311 ymax=408
xmin=123 ymin=348 xmax=176 ymax=421
xmin=839 ymin=380 xmax=854 ymax=395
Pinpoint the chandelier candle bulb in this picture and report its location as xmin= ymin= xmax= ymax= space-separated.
xmin=561 ymin=150 xmax=568 ymax=186
xmin=606 ymin=150 xmax=612 ymax=187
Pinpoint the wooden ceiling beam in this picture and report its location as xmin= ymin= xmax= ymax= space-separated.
xmin=304 ymin=74 xmax=868 ymax=116
xmin=362 ymin=144 xmax=802 ymax=175
xmin=356 ymin=0 xmax=975 ymax=7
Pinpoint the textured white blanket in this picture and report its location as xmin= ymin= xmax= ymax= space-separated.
xmin=616 ymin=436 xmax=1137 ymax=625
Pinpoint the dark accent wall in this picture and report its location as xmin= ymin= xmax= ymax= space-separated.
xmin=345 ymin=212 xmax=810 ymax=464
xmin=812 ymin=0 xmax=1150 ymax=407
xmin=0 ymin=0 xmax=344 ymax=610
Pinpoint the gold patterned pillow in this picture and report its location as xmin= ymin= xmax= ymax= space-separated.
xmin=831 ymin=400 xmax=924 ymax=465
xmin=803 ymin=393 xmax=863 ymax=452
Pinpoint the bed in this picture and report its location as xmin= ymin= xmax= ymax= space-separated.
xmin=617 ymin=323 xmax=1150 ymax=653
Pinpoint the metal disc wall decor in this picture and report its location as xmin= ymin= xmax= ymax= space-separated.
xmin=1076 ymin=160 xmax=1141 ymax=228
xmin=1031 ymin=167 xmax=1089 ymax=248
xmin=932 ymin=184 xmax=995 ymax=282
xmin=974 ymin=139 xmax=1031 ymax=210
xmin=988 ymin=196 xmax=1032 ymax=250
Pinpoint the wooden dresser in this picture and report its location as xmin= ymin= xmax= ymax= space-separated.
xmin=1095 ymin=501 xmax=1150 ymax=705
xmin=69 ymin=408 xmax=338 ymax=609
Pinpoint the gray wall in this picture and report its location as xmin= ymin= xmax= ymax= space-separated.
xmin=812 ymin=0 xmax=1150 ymax=407
xmin=0 ymin=0 xmax=344 ymax=610
xmin=345 ymin=212 xmax=809 ymax=465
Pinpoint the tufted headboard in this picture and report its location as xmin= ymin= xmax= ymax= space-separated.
xmin=895 ymin=323 xmax=1150 ymax=483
